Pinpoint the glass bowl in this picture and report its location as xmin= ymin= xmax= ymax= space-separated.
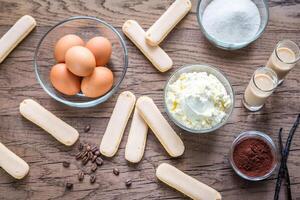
xmin=229 ymin=131 xmax=278 ymax=181
xmin=197 ymin=0 xmax=269 ymax=50
xmin=34 ymin=16 xmax=128 ymax=108
xmin=164 ymin=64 xmax=235 ymax=133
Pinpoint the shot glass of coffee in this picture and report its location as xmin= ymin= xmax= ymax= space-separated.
xmin=243 ymin=67 xmax=278 ymax=111
xmin=266 ymin=40 xmax=300 ymax=84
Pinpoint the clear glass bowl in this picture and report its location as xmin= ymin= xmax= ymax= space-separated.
xmin=197 ymin=0 xmax=269 ymax=50
xmin=164 ymin=64 xmax=235 ymax=133
xmin=34 ymin=16 xmax=128 ymax=108
xmin=229 ymin=131 xmax=278 ymax=181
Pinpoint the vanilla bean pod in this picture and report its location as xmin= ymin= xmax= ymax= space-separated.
xmin=278 ymin=128 xmax=292 ymax=200
xmin=274 ymin=114 xmax=300 ymax=200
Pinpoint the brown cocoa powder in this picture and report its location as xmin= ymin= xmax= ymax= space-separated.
xmin=233 ymin=138 xmax=274 ymax=177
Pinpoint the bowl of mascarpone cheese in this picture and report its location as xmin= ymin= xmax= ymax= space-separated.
xmin=164 ymin=64 xmax=234 ymax=133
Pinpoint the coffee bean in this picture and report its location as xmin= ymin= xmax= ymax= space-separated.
xmin=113 ymin=168 xmax=119 ymax=176
xmin=84 ymin=124 xmax=91 ymax=133
xmin=78 ymin=143 xmax=84 ymax=151
xmin=95 ymin=157 xmax=103 ymax=166
xmin=91 ymin=155 xmax=97 ymax=163
xmin=90 ymin=175 xmax=96 ymax=184
xmin=66 ymin=182 xmax=73 ymax=190
xmin=91 ymin=145 xmax=98 ymax=153
xmin=88 ymin=152 xmax=93 ymax=160
xmin=94 ymin=150 xmax=100 ymax=156
xmin=75 ymin=152 xmax=83 ymax=160
xmin=78 ymin=171 xmax=84 ymax=181
xmin=62 ymin=161 xmax=70 ymax=168
xmin=91 ymin=163 xmax=97 ymax=172
xmin=125 ymin=179 xmax=132 ymax=187
xmin=85 ymin=145 xmax=91 ymax=152
xmin=82 ymin=156 xmax=89 ymax=165
xmin=81 ymin=151 xmax=88 ymax=159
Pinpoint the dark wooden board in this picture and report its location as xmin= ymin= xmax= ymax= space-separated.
xmin=0 ymin=0 xmax=299 ymax=199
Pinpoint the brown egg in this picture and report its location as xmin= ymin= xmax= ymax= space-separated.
xmin=86 ymin=37 xmax=112 ymax=66
xmin=65 ymin=46 xmax=96 ymax=77
xmin=54 ymin=34 xmax=84 ymax=62
xmin=50 ymin=63 xmax=81 ymax=95
xmin=81 ymin=67 xmax=114 ymax=98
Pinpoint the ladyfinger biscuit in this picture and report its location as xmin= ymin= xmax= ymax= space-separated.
xmin=0 ymin=15 xmax=36 ymax=63
xmin=100 ymin=91 xmax=136 ymax=157
xmin=136 ymin=96 xmax=184 ymax=157
xmin=19 ymin=99 xmax=79 ymax=146
xmin=125 ymin=108 xmax=148 ymax=163
xmin=122 ymin=20 xmax=172 ymax=72
xmin=0 ymin=142 xmax=29 ymax=179
xmin=156 ymin=163 xmax=222 ymax=200
xmin=146 ymin=0 xmax=191 ymax=46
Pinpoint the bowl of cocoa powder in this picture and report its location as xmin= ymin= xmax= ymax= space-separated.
xmin=229 ymin=131 xmax=278 ymax=181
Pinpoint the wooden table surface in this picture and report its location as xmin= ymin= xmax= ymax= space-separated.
xmin=0 ymin=0 xmax=299 ymax=199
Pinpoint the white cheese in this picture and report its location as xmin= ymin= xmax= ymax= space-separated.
xmin=166 ymin=72 xmax=231 ymax=130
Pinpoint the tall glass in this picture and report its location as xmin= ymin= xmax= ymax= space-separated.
xmin=243 ymin=67 xmax=278 ymax=111
xmin=266 ymin=40 xmax=300 ymax=84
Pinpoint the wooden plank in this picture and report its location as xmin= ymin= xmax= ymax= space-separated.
xmin=0 ymin=0 xmax=299 ymax=199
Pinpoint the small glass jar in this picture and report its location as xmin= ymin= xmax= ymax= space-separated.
xmin=243 ymin=66 xmax=278 ymax=112
xmin=229 ymin=131 xmax=278 ymax=181
xmin=266 ymin=40 xmax=300 ymax=84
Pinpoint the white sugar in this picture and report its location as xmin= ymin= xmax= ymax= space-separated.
xmin=202 ymin=0 xmax=261 ymax=44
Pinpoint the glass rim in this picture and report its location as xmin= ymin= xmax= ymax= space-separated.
xmin=274 ymin=39 xmax=300 ymax=64
xmin=33 ymin=16 xmax=128 ymax=108
xmin=252 ymin=66 xmax=278 ymax=92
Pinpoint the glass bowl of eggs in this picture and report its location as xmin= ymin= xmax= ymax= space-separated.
xmin=34 ymin=16 xmax=128 ymax=108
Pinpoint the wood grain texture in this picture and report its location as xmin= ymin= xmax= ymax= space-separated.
xmin=0 ymin=0 xmax=300 ymax=199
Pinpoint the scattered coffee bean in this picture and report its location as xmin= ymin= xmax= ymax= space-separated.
xmin=91 ymin=145 xmax=98 ymax=153
xmin=78 ymin=171 xmax=84 ymax=181
xmin=86 ymin=145 xmax=91 ymax=152
xmin=78 ymin=142 xmax=84 ymax=151
xmin=90 ymin=175 xmax=96 ymax=184
xmin=91 ymin=155 xmax=97 ymax=163
xmin=94 ymin=150 xmax=100 ymax=156
xmin=62 ymin=161 xmax=70 ymax=168
xmin=91 ymin=163 xmax=98 ymax=172
xmin=84 ymin=124 xmax=91 ymax=133
xmin=66 ymin=182 xmax=73 ymax=190
xmin=125 ymin=179 xmax=132 ymax=187
xmin=82 ymin=156 xmax=89 ymax=165
xmin=73 ymin=143 xmax=107 ymax=186
xmin=83 ymin=142 xmax=88 ymax=147
xmin=88 ymin=152 xmax=93 ymax=160
xmin=81 ymin=151 xmax=88 ymax=159
xmin=95 ymin=157 xmax=103 ymax=166
xmin=75 ymin=152 xmax=83 ymax=160
xmin=113 ymin=168 xmax=119 ymax=176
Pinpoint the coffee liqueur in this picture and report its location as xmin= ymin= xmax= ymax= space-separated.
xmin=243 ymin=67 xmax=278 ymax=111
xmin=266 ymin=40 xmax=300 ymax=83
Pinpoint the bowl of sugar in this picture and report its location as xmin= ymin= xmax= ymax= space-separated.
xmin=197 ymin=0 xmax=269 ymax=50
